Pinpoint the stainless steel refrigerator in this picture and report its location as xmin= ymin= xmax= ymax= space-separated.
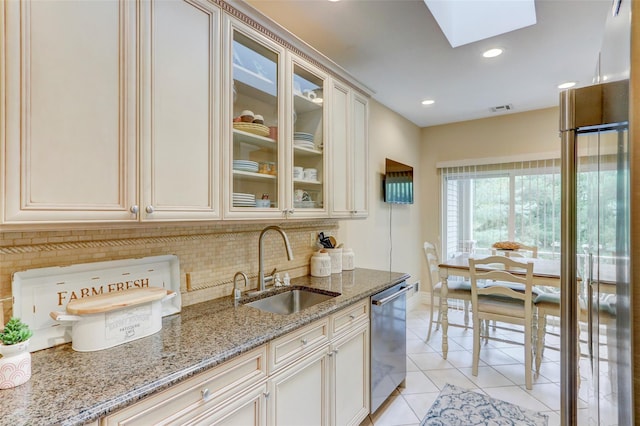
xmin=560 ymin=79 xmax=631 ymax=425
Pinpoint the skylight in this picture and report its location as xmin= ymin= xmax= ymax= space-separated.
xmin=424 ymin=0 xmax=537 ymax=48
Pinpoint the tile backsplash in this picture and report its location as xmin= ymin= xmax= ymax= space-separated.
xmin=0 ymin=220 xmax=339 ymax=323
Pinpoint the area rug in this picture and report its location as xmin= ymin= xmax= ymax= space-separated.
xmin=420 ymin=384 xmax=548 ymax=426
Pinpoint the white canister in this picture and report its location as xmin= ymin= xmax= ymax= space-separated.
xmin=310 ymin=250 xmax=331 ymax=277
xmin=342 ymin=248 xmax=355 ymax=271
xmin=325 ymin=247 xmax=343 ymax=274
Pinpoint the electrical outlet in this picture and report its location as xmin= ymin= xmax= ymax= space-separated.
xmin=413 ymin=281 xmax=420 ymax=292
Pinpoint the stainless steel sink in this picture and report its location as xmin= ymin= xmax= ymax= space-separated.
xmin=244 ymin=288 xmax=339 ymax=315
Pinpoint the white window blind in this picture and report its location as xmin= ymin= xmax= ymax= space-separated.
xmin=440 ymin=159 xmax=561 ymax=259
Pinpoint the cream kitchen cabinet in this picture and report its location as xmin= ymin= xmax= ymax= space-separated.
xmin=1 ymin=0 xmax=221 ymax=225
xmin=138 ymin=0 xmax=222 ymax=221
xmin=1 ymin=0 xmax=369 ymax=226
xmin=102 ymin=346 xmax=268 ymax=425
xmin=223 ymin=16 xmax=286 ymax=220
xmin=286 ymin=54 xmax=329 ymax=219
xmin=1 ymin=0 xmax=138 ymax=224
xmin=102 ymin=299 xmax=369 ymax=426
xmin=222 ymin=18 xmax=329 ymax=220
xmin=329 ymin=80 xmax=369 ymax=218
xmin=267 ymin=300 xmax=370 ymax=425
xmin=330 ymin=323 xmax=370 ymax=425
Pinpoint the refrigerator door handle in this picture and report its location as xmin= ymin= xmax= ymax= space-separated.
xmin=587 ymin=253 xmax=594 ymax=367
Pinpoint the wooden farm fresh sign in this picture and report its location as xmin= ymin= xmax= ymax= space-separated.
xmin=56 ymin=277 xmax=151 ymax=306
xmin=12 ymin=255 xmax=181 ymax=351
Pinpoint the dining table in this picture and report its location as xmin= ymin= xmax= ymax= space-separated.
xmin=437 ymin=254 xmax=562 ymax=359
xmin=437 ymin=253 xmax=620 ymax=359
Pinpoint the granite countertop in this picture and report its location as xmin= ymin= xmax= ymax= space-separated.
xmin=2 ymin=268 xmax=409 ymax=426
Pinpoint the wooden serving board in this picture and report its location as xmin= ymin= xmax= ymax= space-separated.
xmin=66 ymin=287 xmax=169 ymax=315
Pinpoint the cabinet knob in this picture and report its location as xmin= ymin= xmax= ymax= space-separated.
xmin=333 ymin=348 xmax=339 ymax=354
xmin=328 ymin=351 xmax=334 ymax=357
xmin=145 ymin=205 xmax=155 ymax=214
xmin=264 ymin=391 xmax=270 ymax=399
xmin=289 ymin=209 xmax=295 ymax=214
xmin=349 ymin=314 xmax=356 ymax=320
xmin=130 ymin=205 xmax=139 ymax=214
xmin=301 ymin=338 xmax=308 ymax=345
xmin=201 ymin=388 xmax=210 ymax=401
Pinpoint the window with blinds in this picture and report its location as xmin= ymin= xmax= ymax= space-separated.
xmin=440 ymin=159 xmax=561 ymax=259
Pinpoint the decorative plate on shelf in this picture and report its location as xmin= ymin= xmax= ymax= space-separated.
xmin=233 ymin=122 xmax=270 ymax=137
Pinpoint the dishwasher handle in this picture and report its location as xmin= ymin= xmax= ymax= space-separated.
xmin=372 ymin=285 xmax=412 ymax=306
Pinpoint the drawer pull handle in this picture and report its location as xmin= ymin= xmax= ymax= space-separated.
xmin=301 ymin=338 xmax=308 ymax=345
xmin=201 ymin=388 xmax=211 ymax=401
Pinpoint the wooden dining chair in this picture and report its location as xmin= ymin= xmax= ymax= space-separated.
xmin=469 ymin=255 xmax=535 ymax=389
xmin=423 ymin=241 xmax=472 ymax=342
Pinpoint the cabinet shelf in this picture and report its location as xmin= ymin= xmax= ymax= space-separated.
xmin=233 ymin=170 xmax=277 ymax=182
xmin=293 ymin=146 xmax=323 ymax=156
xmin=294 ymin=94 xmax=322 ymax=114
xmin=234 ymin=63 xmax=276 ymax=100
xmin=233 ymin=129 xmax=276 ymax=150
xmin=294 ymin=179 xmax=322 ymax=186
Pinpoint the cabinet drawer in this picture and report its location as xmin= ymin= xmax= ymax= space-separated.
xmin=102 ymin=346 xmax=267 ymax=425
xmin=331 ymin=299 xmax=369 ymax=337
xmin=268 ymin=318 xmax=329 ymax=374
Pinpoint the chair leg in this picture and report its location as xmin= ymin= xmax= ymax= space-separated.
xmin=426 ymin=291 xmax=436 ymax=342
xmin=536 ymin=312 xmax=546 ymax=375
xmin=435 ymin=304 xmax=442 ymax=332
xmin=525 ymin=322 xmax=533 ymax=390
xmin=472 ymin=314 xmax=480 ymax=377
xmin=463 ymin=300 xmax=470 ymax=328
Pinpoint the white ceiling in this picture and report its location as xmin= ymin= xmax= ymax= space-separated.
xmin=245 ymin=0 xmax=613 ymax=127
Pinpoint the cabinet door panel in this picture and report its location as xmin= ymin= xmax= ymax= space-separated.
xmin=351 ymin=93 xmax=368 ymax=217
xmin=269 ymin=350 xmax=328 ymax=426
xmin=3 ymin=0 xmax=137 ymax=223
xmin=140 ymin=0 xmax=220 ymax=220
xmin=329 ymin=82 xmax=350 ymax=216
xmin=332 ymin=324 xmax=370 ymax=426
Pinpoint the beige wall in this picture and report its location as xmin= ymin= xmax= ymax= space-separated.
xmin=418 ymin=106 xmax=561 ymax=287
xmin=339 ymin=100 xmax=423 ymax=288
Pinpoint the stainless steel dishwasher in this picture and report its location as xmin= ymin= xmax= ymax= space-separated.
xmin=370 ymin=281 xmax=411 ymax=413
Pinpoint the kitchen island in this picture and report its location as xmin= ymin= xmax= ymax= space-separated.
xmin=1 ymin=268 xmax=408 ymax=426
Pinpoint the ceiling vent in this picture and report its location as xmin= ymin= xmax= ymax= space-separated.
xmin=490 ymin=104 xmax=514 ymax=113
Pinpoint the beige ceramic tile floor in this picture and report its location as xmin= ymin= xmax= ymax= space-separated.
xmin=359 ymin=298 xmax=608 ymax=426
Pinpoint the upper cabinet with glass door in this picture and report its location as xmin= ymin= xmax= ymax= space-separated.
xmin=289 ymin=56 xmax=328 ymax=218
xmin=225 ymin=19 xmax=285 ymax=218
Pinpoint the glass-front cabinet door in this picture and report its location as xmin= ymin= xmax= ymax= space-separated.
xmin=226 ymin=20 xmax=284 ymax=218
xmin=289 ymin=57 xmax=327 ymax=217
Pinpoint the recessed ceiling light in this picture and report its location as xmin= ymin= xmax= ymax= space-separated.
xmin=421 ymin=99 xmax=435 ymax=106
xmin=328 ymin=0 xmax=340 ymax=2
xmin=482 ymin=48 xmax=503 ymax=58
xmin=558 ymin=81 xmax=577 ymax=89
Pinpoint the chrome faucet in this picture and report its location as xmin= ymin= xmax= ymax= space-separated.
xmin=258 ymin=225 xmax=294 ymax=292
xmin=232 ymin=271 xmax=248 ymax=304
